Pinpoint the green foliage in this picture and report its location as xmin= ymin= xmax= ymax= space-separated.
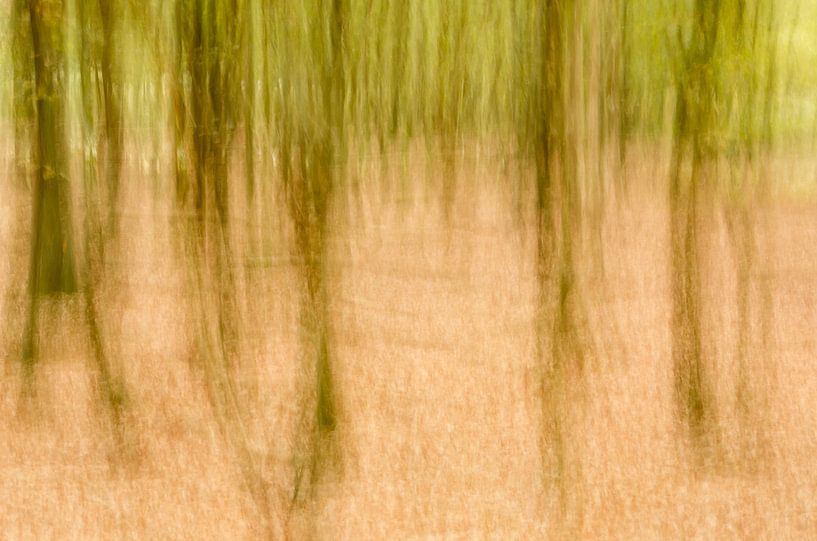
xmin=3 ymin=1 xmax=815 ymax=150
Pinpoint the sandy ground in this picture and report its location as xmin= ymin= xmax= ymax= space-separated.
xmin=1 ymin=145 xmax=817 ymax=539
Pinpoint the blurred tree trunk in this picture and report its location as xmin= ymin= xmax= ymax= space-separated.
xmin=243 ymin=0 xmax=260 ymax=260
xmin=170 ymin=0 xmax=190 ymax=208
xmin=21 ymin=0 xmax=77 ymax=381
xmin=532 ymin=1 xmax=590 ymax=523
xmin=669 ymin=0 xmax=723 ymax=449
xmin=76 ymin=0 xmax=129 ymax=453
xmin=98 ymin=0 xmax=123 ymax=231
xmin=285 ymin=0 xmax=346 ymax=501
xmin=175 ymin=1 xmax=283 ymax=535
xmin=618 ymin=0 xmax=629 ymax=171
xmin=722 ymin=0 xmax=778 ymax=468
xmin=243 ymin=0 xmax=256 ymax=203
xmin=12 ymin=0 xmax=34 ymax=191
xmin=315 ymin=0 xmax=345 ymax=436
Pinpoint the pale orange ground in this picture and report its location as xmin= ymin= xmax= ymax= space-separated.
xmin=1 ymin=145 xmax=817 ymax=539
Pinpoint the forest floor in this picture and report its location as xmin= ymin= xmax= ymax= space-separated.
xmin=1 ymin=147 xmax=817 ymax=539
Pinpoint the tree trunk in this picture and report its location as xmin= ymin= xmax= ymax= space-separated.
xmin=98 ymin=0 xmax=123 ymax=231
xmin=22 ymin=0 xmax=77 ymax=380
xmin=669 ymin=0 xmax=723 ymax=450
